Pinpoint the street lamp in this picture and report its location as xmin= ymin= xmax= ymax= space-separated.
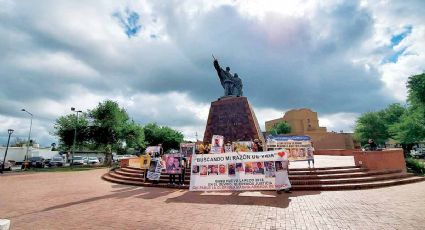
xmin=21 ymin=109 xmax=33 ymax=170
xmin=71 ymin=107 xmax=82 ymax=168
xmin=1 ymin=129 xmax=14 ymax=174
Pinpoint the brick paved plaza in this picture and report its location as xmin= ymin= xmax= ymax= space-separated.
xmin=1 ymin=168 xmax=424 ymax=230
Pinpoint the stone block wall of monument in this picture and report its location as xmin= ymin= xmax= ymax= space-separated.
xmin=265 ymin=108 xmax=356 ymax=150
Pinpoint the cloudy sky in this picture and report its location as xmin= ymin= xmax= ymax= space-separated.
xmin=1 ymin=0 xmax=424 ymax=146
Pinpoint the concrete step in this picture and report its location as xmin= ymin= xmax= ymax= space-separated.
xmin=102 ymin=173 xmax=189 ymax=189
xmin=102 ymin=173 xmax=424 ymax=191
xmin=290 ymin=173 xmax=414 ymax=185
xmin=292 ymin=176 xmax=425 ymax=190
xmin=115 ymin=168 xmax=401 ymax=181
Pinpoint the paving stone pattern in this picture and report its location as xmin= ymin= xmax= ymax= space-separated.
xmin=1 ymin=169 xmax=424 ymax=230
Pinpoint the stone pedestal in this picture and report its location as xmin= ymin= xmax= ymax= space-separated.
xmin=203 ymin=96 xmax=264 ymax=144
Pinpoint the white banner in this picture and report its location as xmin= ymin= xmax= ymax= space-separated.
xmin=189 ymin=150 xmax=291 ymax=191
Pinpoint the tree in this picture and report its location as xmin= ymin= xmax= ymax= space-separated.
xmin=53 ymin=113 xmax=89 ymax=151
xmin=390 ymin=73 xmax=425 ymax=151
xmin=390 ymin=107 xmax=425 ymax=149
xmin=143 ymin=123 xmax=184 ymax=152
xmin=89 ymin=100 xmax=131 ymax=166
xmin=354 ymin=112 xmax=388 ymax=145
xmin=121 ymin=121 xmax=146 ymax=152
xmin=269 ymin=121 xmax=291 ymax=135
xmin=407 ymin=73 xmax=425 ymax=107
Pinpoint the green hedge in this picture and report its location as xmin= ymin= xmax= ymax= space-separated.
xmin=405 ymin=158 xmax=425 ymax=175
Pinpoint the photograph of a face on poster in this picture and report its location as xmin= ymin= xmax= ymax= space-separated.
xmin=252 ymin=162 xmax=265 ymax=175
xmin=208 ymin=165 xmax=219 ymax=175
xmin=200 ymin=165 xmax=208 ymax=176
xmin=218 ymin=164 xmax=227 ymax=175
xmin=244 ymin=162 xmax=253 ymax=174
xmin=164 ymin=154 xmax=181 ymax=174
xmin=228 ymin=163 xmax=236 ymax=176
xmin=236 ymin=163 xmax=244 ymax=172
xmin=264 ymin=161 xmax=276 ymax=178
xmin=275 ymin=161 xmax=284 ymax=172
xmin=210 ymin=135 xmax=224 ymax=154
xmin=192 ymin=165 xmax=199 ymax=174
xmin=148 ymin=160 xmax=158 ymax=173
xmin=180 ymin=143 xmax=195 ymax=157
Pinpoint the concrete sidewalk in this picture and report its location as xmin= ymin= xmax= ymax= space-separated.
xmin=1 ymin=168 xmax=424 ymax=230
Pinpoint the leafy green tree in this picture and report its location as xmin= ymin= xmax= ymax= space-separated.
xmin=269 ymin=121 xmax=291 ymax=135
xmin=354 ymin=112 xmax=388 ymax=145
xmin=407 ymin=73 xmax=425 ymax=107
xmin=121 ymin=121 xmax=146 ymax=151
xmin=377 ymin=103 xmax=406 ymax=125
xmin=89 ymin=100 xmax=131 ymax=166
xmin=390 ymin=108 xmax=425 ymax=147
xmin=389 ymin=73 xmax=425 ymax=151
xmin=143 ymin=123 xmax=184 ymax=152
xmin=53 ymin=113 xmax=89 ymax=151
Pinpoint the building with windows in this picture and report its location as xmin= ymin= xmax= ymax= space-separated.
xmin=265 ymin=108 xmax=358 ymax=150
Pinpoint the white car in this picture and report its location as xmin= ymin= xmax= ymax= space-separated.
xmin=71 ymin=156 xmax=85 ymax=165
xmin=86 ymin=157 xmax=100 ymax=165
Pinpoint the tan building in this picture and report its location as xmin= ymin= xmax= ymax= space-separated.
xmin=265 ymin=108 xmax=357 ymax=150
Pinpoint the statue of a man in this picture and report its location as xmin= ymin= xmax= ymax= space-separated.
xmin=213 ymin=58 xmax=243 ymax=97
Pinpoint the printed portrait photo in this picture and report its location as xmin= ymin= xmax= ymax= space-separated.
xmin=236 ymin=163 xmax=244 ymax=172
xmin=244 ymin=162 xmax=253 ymax=174
xmin=228 ymin=163 xmax=236 ymax=176
xmin=208 ymin=165 xmax=219 ymax=175
xmin=192 ymin=165 xmax=199 ymax=174
xmin=200 ymin=165 xmax=208 ymax=176
xmin=275 ymin=161 xmax=284 ymax=172
xmin=264 ymin=161 xmax=276 ymax=178
xmin=252 ymin=162 xmax=265 ymax=175
xmin=218 ymin=164 xmax=227 ymax=175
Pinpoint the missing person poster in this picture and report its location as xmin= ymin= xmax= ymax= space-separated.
xmin=189 ymin=150 xmax=290 ymax=191
xmin=139 ymin=155 xmax=151 ymax=169
xmin=180 ymin=143 xmax=195 ymax=157
xmin=266 ymin=135 xmax=312 ymax=161
xmin=163 ymin=153 xmax=182 ymax=174
xmin=147 ymin=158 xmax=162 ymax=180
xmin=210 ymin=135 xmax=224 ymax=154
xmin=233 ymin=141 xmax=253 ymax=152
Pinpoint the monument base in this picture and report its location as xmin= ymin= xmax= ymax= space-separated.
xmin=203 ymin=96 xmax=264 ymax=144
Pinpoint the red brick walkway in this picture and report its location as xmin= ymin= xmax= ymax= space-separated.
xmin=1 ymin=169 xmax=424 ymax=230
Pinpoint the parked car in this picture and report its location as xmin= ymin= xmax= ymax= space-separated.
xmin=86 ymin=157 xmax=100 ymax=165
xmin=71 ymin=156 xmax=85 ymax=165
xmin=410 ymin=149 xmax=425 ymax=158
xmin=48 ymin=156 xmax=65 ymax=167
xmin=0 ymin=160 xmax=12 ymax=171
xmin=28 ymin=156 xmax=45 ymax=168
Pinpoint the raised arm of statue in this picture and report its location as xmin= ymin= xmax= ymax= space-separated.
xmin=213 ymin=59 xmax=225 ymax=86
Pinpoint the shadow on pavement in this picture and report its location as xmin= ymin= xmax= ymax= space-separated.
xmin=164 ymin=190 xmax=321 ymax=208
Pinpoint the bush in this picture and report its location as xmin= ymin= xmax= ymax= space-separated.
xmin=405 ymin=158 xmax=425 ymax=175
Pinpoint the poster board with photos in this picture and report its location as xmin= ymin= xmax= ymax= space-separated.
xmin=233 ymin=141 xmax=253 ymax=152
xmin=189 ymin=150 xmax=290 ymax=191
xmin=163 ymin=153 xmax=182 ymax=174
xmin=180 ymin=143 xmax=196 ymax=157
xmin=266 ymin=135 xmax=313 ymax=161
xmin=147 ymin=158 xmax=162 ymax=180
xmin=139 ymin=155 xmax=151 ymax=169
xmin=210 ymin=135 xmax=224 ymax=154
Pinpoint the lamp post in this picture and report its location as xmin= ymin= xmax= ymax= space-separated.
xmin=71 ymin=107 xmax=82 ymax=168
xmin=1 ymin=129 xmax=14 ymax=174
xmin=21 ymin=109 xmax=33 ymax=170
